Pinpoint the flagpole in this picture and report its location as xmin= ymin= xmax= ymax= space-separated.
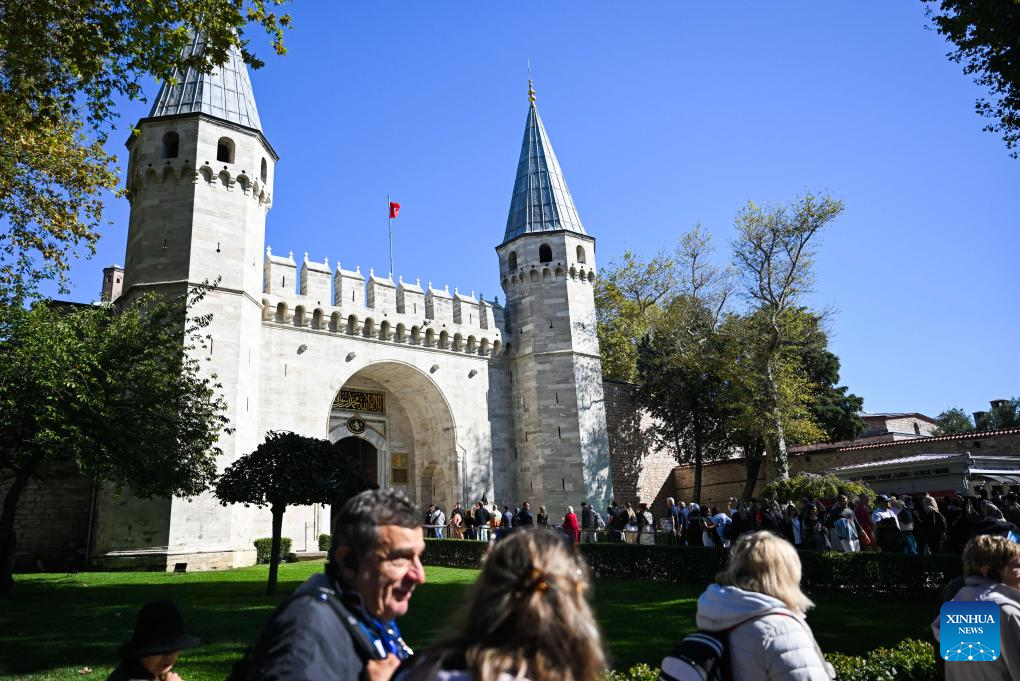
xmin=387 ymin=194 xmax=394 ymax=277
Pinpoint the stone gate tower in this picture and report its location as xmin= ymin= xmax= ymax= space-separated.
xmin=497 ymin=83 xmax=613 ymax=514
xmin=101 ymin=33 xmax=276 ymax=567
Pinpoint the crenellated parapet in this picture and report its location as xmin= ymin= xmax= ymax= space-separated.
xmin=125 ymin=158 xmax=272 ymax=208
xmin=260 ymin=248 xmax=506 ymax=359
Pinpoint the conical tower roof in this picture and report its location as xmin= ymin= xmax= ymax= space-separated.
xmin=503 ymin=82 xmax=585 ymax=243
xmin=148 ymin=32 xmax=262 ymax=131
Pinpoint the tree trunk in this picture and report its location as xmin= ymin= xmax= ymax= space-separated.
xmin=267 ymin=503 xmax=285 ymax=596
xmin=0 ymin=456 xmax=41 ymax=595
xmin=742 ymin=448 xmax=764 ymax=502
xmin=692 ymin=437 xmax=704 ymax=505
xmin=765 ymin=359 xmax=790 ymax=480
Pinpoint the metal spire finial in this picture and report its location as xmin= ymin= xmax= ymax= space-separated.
xmin=528 ymin=79 xmax=536 ymax=104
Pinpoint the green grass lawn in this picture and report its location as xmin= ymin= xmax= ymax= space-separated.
xmin=0 ymin=562 xmax=938 ymax=681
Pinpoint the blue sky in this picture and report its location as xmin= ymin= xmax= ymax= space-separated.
xmin=54 ymin=2 xmax=1019 ymax=419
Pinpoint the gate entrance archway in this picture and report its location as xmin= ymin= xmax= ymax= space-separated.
xmin=327 ymin=361 xmax=459 ymax=515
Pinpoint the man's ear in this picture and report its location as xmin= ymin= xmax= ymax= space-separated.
xmin=334 ymin=544 xmax=358 ymax=581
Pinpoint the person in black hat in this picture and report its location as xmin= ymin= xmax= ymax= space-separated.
xmin=108 ymin=601 xmax=200 ymax=681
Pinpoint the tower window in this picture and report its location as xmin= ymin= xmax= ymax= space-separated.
xmin=260 ymin=157 xmax=268 ymax=182
xmin=576 ymin=245 xmax=586 ymax=264
xmin=539 ymin=244 xmax=552 ymax=263
xmin=508 ymin=251 xmax=518 ymax=271
xmin=161 ymin=132 xmax=179 ymax=159
xmin=216 ymin=137 xmax=235 ymax=163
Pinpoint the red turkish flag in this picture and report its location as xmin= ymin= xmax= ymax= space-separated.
xmin=389 ymin=201 xmax=401 ymax=219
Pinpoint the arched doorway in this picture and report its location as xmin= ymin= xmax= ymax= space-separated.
xmin=327 ymin=361 xmax=459 ymax=512
xmin=335 ymin=436 xmax=378 ymax=486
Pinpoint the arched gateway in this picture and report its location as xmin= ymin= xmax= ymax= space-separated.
xmin=327 ymin=361 xmax=460 ymax=512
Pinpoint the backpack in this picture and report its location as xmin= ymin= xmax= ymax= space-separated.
xmin=226 ymin=584 xmax=387 ymax=680
xmin=594 ymin=510 xmax=606 ymax=529
xmin=658 ymin=613 xmax=791 ymax=681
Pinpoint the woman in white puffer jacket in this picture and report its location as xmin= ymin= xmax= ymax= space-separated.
xmin=694 ymin=531 xmax=834 ymax=680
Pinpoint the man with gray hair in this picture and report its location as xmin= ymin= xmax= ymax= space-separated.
xmin=244 ymin=488 xmax=426 ymax=681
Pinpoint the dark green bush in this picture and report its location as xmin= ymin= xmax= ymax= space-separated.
xmin=422 ymin=538 xmax=962 ymax=596
xmin=827 ymin=638 xmax=935 ymax=681
xmin=253 ymin=537 xmax=292 ymax=564
xmin=318 ymin=533 xmax=331 ymax=552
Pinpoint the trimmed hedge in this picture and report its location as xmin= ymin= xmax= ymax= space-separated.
xmin=318 ymin=533 xmax=331 ymax=552
xmin=604 ymin=640 xmax=936 ymax=681
xmin=422 ymin=538 xmax=962 ymax=596
xmin=253 ymin=537 xmax=292 ymax=564
xmin=827 ymin=638 xmax=935 ymax=681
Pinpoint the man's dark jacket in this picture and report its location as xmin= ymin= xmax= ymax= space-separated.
xmin=248 ymin=573 xmax=369 ymax=681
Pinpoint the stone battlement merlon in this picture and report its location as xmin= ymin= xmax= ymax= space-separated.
xmin=261 ymin=248 xmax=507 ymax=357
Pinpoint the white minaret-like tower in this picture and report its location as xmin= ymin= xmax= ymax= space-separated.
xmin=96 ymin=33 xmax=277 ymax=569
xmin=496 ymin=82 xmax=613 ymax=514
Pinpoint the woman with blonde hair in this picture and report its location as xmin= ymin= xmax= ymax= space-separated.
xmin=400 ymin=529 xmax=606 ymax=681
xmin=690 ymin=531 xmax=833 ymax=680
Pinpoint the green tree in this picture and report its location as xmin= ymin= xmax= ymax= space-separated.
xmin=0 ymin=1 xmax=291 ymax=302
xmin=924 ymin=1 xmax=1020 ymax=157
xmin=796 ymin=314 xmax=865 ymax=443
xmin=0 ymin=290 xmax=229 ymax=594
xmin=634 ymin=228 xmax=732 ymax=502
xmin=595 ymin=250 xmax=678 ymax=381
xmin=731 ymin=193 xmax=844 ymax=480
xmin=989 ymin=398 xmax=1020 ymax=429
xmin=932 ymin=407 xmax=975 ymax=435
xmin=214 ymin=432 xmax=372 ymax=595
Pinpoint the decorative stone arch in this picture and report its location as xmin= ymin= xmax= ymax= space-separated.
xmin=395 ymin=323 xmax=406 ymax=343
xmin=293 ymin=305 xmax=307 ymax=327
xmin=425 ymin=328 xmax=435 ymax=347
xmin=411 ymin=325 xmax=421 ymax=345
xmin=453 ymin=333 xmax=463 ymax=351
xmin=569 ymin=266 xmax=577 ymax=280
xmin=198 ymin=165 xmax=213 ymax=184
xmin=529 ymin=269 xmax=539 ymax=283
xmin=362 ymin=318 xmax=375 ymax=338
xmin=261 ymin=298 xmax=272 ymax=321
xmin=555 ymin=266 xmax=565 ymax=278
xmin=576 ymin=245 xmax=587 ymax=264
xmin=161 ymin=131 xmax=180 ymax=159
xmin=312 ymin=308 xmax=324 ymax=330
xmin=218 ymin=169 xmax=231 ymax=188
xmin=587 ymin=270 xmax=596 ymax=284
xmin=480 ymin=338 xmax=490 ymax=356
xmin=508 ymin=251 xmax=518 ymax=271
xmin=466 ymin=335 xmax=477 ymax=354
xmin=379 ymin=320 xmax=391 ymax=341
xmin=346 ymin=314 xmax=359 ymax=335
xmin=216 ymin=136 xmax=235 ymax=163
xmin=326 ymin=360 xmax=462 ymax=511
xmin=501 ymin=277 xmax=509 ymax=290
xmin=542 ymin=267 xmax=552 ymax=281
xmin=275 ymin=301 xmax=288 ymax=323
xmin=539 ymin=243 xmax=553 ymax=263
xmin=493 ymin=339 xmax=502 ymax=357
xmin=439 ymin=330 xmax=450 ymax=349
xmin=329 ymin=311 xmax=342 ymax=332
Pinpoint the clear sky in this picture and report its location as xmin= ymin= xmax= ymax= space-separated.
xmin=52 ymin=1 xmax=1019 ymax=419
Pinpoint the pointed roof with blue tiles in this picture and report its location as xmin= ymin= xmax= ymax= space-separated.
xmin=149 ymin=32 xmax=262 ymax=131
xmin=503 ymin=81 xmax=585 ymax=243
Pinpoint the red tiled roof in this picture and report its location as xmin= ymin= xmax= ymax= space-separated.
xmin=834 ymin=427 xmax=1020 ymax=452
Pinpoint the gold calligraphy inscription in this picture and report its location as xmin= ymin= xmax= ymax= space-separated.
xmin=332 ymin=389 xmax=385 ymax=414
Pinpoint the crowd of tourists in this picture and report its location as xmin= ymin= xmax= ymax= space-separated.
xmin=106 ymin=488 xmax=1020 ymax=681
xmin=420 ymin=487 xmax=1020 ymax=556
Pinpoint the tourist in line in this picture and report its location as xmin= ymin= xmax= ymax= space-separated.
xmin=933 ymin=534 xmax=1020 ymax=681
xmin=637 ymin=502 xmax=655 ymax=546
xmin=490 ymin=504 xmax=503 ymax=539
xmin=710 ymin=506 xmax=733 ymax=548
xmin=562 ymin=505 xmax=580 ymax=545
xmin=517 ymin=501 xmax=535 ymax=528
xmin=684 ymin=503 xmax=704 ymax=547
xmin=107 ymin=601 xmax=199 ymax=681
xmin=450 ymin=504 xmax=465 ymax=540
xmin=536 ymin=505 xmax=549 ymax=528
xmin=399 ymin=529 xmax=605 ymax=681
xmin=781 ymin=505 xmax=802 ymax=548
xmin=895 ymin=497 xmax=918 ymax=555
xmin=474 ymin=502 xmax=490 ymax=542
xmin=666 ymin=497 xmax=684 ymax=546
xmin=800 ymin=507 xmax=831 ymax=552
xmin=502 ymin=505 xmax=515 ymax=533
xmin=690 ymin=531 xmax=835 ymax=680
xmin=834 ymin=508 xmax=860 ymax=553
xmin=853 ymin=493 xmax=875 ymax=550
xmin=246 ymin=489 xmax=425 ymax=681
xmin=623 ymin=502 xmax=639 ymax=544
xmin=580 ymin=502 xmax=595 ymax=542
xmin=872 ymin=495 xmax=903 ymax=553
